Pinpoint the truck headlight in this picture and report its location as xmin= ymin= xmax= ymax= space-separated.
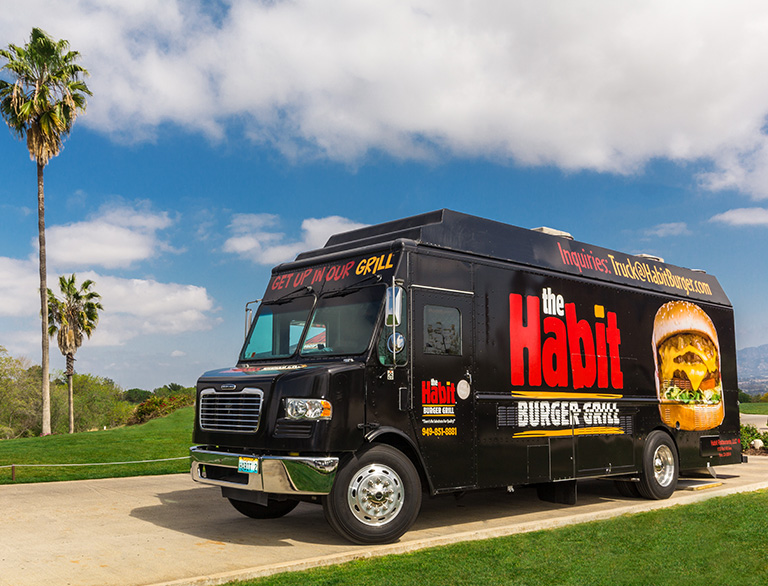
xmin=285 ymin=398 xmax=332 ymax=420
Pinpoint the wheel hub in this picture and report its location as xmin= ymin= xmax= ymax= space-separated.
xmin=653 ymin=445 xmax=675 ymax=487
xmin=348 ymin=464 xmax=404 ymax=526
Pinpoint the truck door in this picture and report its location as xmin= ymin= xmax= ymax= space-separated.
xmin=411 ymin=287 xmax=476 ymax=491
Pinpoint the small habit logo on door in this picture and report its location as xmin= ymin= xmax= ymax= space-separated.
xmin=420 ymin=379 xmax=457 ymax=437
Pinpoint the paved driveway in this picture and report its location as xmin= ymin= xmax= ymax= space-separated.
xmin=2 ymin=458 xmax=768 ymax=586
xmin=741 ymin=412 xmax=768 ymax=431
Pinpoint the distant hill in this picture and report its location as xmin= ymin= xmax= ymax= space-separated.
xmin=737 ymin=344 xmax=768 ymax=396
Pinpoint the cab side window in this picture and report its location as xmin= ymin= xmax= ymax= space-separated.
xmin=423 ymin=305 xmax=461 ymax=355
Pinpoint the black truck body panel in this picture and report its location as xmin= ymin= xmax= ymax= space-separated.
xmin=191 ymin=209 xmax=740 ymax=503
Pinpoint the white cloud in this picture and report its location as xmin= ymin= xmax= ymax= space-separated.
xmin=5 ymin=2 xmax=768 ymax=196
xmin=45 ymin=202 xmax=174 ymax=269
xmin=222 ymin=213 xmax=282 ymax=255
xmin=81 ymin=272 xmax=218 ymax=344
xmin=0 ymin=202 xmax=33 ymax=217
xmin=0 ymin=329 xmax=40 ymax=362
xmin=0 ymin=257 xmax=39 ymax=317
xmin=223 ymin=214 xmax=367 ymax=265
xmin=710 ymin=207 xmax=768 ymax=226
xmin=644 ymin=222 xmax=692 ymax=238
xmin=0 ymin=259 xmax=218 ymax=348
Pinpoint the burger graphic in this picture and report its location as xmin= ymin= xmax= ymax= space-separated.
xmin=652 ymin=301 xmax=724 ymax=431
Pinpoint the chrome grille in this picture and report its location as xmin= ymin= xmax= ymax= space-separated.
xmin=199 ymin=388 xmax=263 ymax=433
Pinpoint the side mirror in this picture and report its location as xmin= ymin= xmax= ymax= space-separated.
xmin=244 ymin=299 xmax=261 ymax=339
xmin=385 ymin=286 xmax=403 ymax=326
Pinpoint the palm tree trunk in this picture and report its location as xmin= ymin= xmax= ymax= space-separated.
xmin=66 ymin=353 xmax=75 ymax=433
xmin=38 ymin=161 xmax=51 ymax=436
xmin=67 ymin=369 xmax=74 ymax=434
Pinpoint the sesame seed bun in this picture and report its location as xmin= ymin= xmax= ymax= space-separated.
xmin=652 ymin=301 xmax=719 ymax=349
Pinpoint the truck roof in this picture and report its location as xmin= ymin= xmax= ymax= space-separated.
xmin=293 ymin=209 xmax=730 ymax=306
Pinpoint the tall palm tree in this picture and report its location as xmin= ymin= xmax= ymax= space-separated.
xmin=48 ymin=274 xmax=102 ymax=434
xmin=0 ymin=28 xmax=91 ymax=434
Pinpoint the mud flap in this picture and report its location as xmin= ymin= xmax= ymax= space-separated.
xmin=536 ymin=479 xmax=577 ymax=505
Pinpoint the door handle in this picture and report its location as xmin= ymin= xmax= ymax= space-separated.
xmin=398 ymin=386 xmax=410 ymax=411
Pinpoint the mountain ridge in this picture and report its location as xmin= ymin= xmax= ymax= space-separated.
xmin=737 ymin=343 xmax=768 ymax=395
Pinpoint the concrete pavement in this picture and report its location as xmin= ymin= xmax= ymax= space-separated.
xmin=741 ymin=412 xmax=768 ymax=431
xmin=2 ymin=457 xmax=768 ymax=586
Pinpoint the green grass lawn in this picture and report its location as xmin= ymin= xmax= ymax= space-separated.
xmin=231 ymin=489 xmax=768 ymax=586
xmin=0 ymin=407 xmax=194 ymax=484
xmin=741 ymin=403 xmax=768 ymax=415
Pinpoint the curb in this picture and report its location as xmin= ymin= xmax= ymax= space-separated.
xmin=148 ymin=474 xmax=768 ymax=586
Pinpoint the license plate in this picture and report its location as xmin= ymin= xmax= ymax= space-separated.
xmin=238 ymin=457 xmax=259 ymax=474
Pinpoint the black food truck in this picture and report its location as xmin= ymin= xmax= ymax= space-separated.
xmin=190 ymin=209 xmax=741 ymax=544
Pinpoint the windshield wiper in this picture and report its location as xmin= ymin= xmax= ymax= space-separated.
xmin=322 ymin=274 xmax=384 ymax=299
xmin=265 ymin=285 xmax=316 ymax=305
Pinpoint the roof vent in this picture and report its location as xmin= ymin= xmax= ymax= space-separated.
xmin=531 ymin=226 xmax=574 ymax=240
xmin=635 ymin=253 xmax=665 ymax=263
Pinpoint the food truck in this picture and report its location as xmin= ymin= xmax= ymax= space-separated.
xmin=190 ymin=209 xmax=741 ymax=544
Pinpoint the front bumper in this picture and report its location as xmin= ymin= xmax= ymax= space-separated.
xmin=189 ymin=446 xmax=339 ymax=495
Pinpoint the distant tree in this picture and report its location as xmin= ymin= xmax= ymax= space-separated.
xmin=51 ymin=373 xmax=131 ymax=433
xmin=760 ymin=392 xmax=768 ymax=403
xmin=0 ymin=346 xmax=41 ymax=438
xmin=48 ymin=274 xmax=103 ymax=433
xmin=0 ymin=28 xmax=91 ymax=435
xmin=738 ymin=390 xmax=752 ymax=404
xmin=124 ymin=388 xmax=152 ymax=404
xmin=154 ymin=382 xmax=187 ymax=396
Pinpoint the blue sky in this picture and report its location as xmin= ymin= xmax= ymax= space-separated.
xmin=3 ymin=1 xmax=768 ymax=390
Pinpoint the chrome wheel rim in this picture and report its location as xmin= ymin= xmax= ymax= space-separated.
xmin=347 ymin=463 xmax=404 ymax=526
xmin=653 ymin=444 xmax=675 ymax=487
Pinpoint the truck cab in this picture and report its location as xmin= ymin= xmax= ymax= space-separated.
xmin=191 ymin=244 xmax=419 ymax=543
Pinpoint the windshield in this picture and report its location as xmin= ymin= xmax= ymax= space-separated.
xmin=241 ymin=295 xmax=314 ymax=360
xmin=240 ymin=287 xmax=383 ymax=361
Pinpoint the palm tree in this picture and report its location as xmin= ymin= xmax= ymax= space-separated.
xmin=48 ymin=274 xmax=102 ymax=434
xmin=0 ymin=28 xmax=91 ymax=434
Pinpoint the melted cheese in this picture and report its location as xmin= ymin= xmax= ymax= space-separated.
xmin=659 ymin=343 xmax=717 ymax=391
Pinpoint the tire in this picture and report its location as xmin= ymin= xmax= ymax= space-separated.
xmin=637 ymin=431 xmax=679 ymax=500
xmin=322 ymin=444 xmax=422 ymax=544
xmin=228 ymin=497 xmax=300 ymax=519
xmin=614 ymin=480 xmax=642 ymax=498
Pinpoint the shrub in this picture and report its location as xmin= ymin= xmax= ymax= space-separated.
xmin=153 ymin=383 xmax=195 ymax=402
xmin=741 ymin=424 xmax=768 ymax=451
xmin=128 ymin=393 xmax=195 ymax=425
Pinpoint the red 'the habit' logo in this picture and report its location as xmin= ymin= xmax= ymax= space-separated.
xmin=509 ymin=290 xmax=623 ymax=390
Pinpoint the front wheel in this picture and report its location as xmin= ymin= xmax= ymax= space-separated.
xmin=323 ymin=444 xmax=422 ymax=544
xmin=228 ymin=497 xmax=300 ymax=519
xmin=637 ymin=431 xmax=679 ymax=500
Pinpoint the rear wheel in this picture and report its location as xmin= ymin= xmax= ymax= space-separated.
xmin=228 ymin=497 xmax=299 ymax=519
xmin=637 ymin=431 xmax=678 ymax=500
xmin=323 ymin=444 xmax=422 ymax=544
xmin=614 ymin=479 xmax=642 ymax=498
